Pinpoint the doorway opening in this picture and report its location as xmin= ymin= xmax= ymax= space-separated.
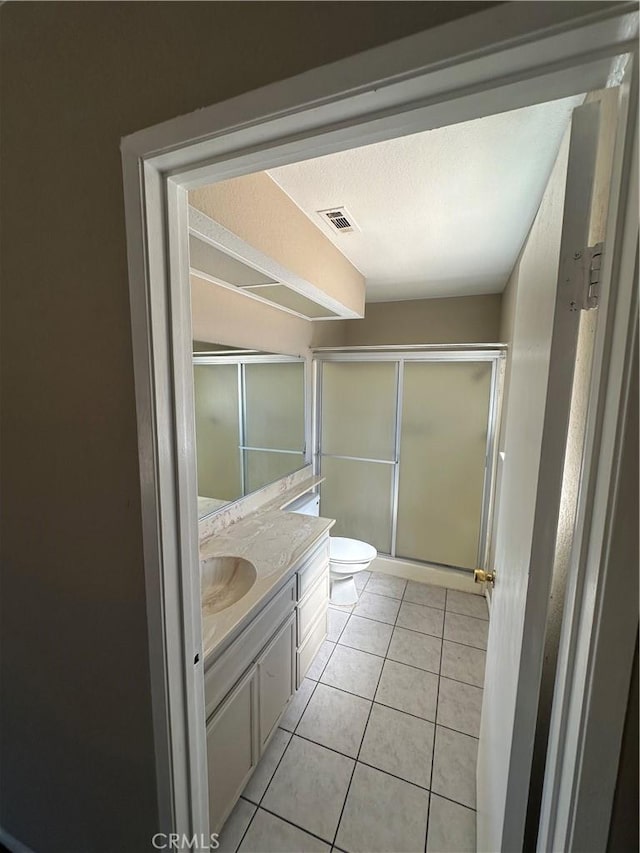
xmin=121 ymin=6 xmax=637 ymax=852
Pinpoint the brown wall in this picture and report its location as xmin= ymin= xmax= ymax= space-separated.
xmin=0 ymin=3 xmax=496 ymax=850
xmin=345 ymin=294 xmax=502 ymax=345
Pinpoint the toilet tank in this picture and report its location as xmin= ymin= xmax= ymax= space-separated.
xmin=286 ymin=492 xmax=320 ymax=516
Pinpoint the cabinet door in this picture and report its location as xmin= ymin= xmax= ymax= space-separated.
xmin=257 ymin=613 xmax=296 ymax=750
xmin=206 ymin=665 xmax=259 ymax=834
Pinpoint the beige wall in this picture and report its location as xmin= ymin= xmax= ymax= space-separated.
xmin=345 ymin=294 xmax=502 ymax=346
xmin=190 ymin=173 xmax=366 ymax=316
xmin=192 ymin=275 xmax=313 ymax=357
xmin=192 ymin=285 xmax=500 ymax=355
xmin=0 ymin=3 xmax=498 ymax=850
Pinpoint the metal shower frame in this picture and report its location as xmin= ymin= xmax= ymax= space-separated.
xmin=312 ymin=346 xmax=506 ymax=571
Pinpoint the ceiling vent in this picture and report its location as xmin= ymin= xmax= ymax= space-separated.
xmin=317 ymin=207 xmax=358 ymax=234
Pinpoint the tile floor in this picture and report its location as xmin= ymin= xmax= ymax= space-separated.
xmin=217 ymin=571 xmax=488 ymax=853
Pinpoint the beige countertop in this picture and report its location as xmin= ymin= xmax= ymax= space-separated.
xmin=200 ymin=476 xmax=333 ymax=663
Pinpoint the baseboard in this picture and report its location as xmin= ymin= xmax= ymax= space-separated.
xmin=371 ymin=555 xmax=479 ymax=594
xmin=0 ymin=827 xmax=34 ymax=853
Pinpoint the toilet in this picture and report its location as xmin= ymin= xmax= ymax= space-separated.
xmin=329 ymin=537 xmax=377 ymax=606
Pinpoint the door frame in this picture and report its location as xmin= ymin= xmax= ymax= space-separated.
xmin=120 ymin=2 xmax=638 ymax=841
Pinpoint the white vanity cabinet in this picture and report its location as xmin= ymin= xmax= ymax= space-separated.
xmin=257 ymin=612 xmax=296 ymax=749
xmin=205 ymin=532 xmax=329 ymax=833
xmin=206 ymin=666 xmax=259 ymax=832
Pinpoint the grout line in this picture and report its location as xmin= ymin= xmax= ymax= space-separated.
xmin=431 ymin=670 xmax=485 ymax=690
xmin=445 ymin=607 xmax=490 ymax=623
xmin=330 ymin=579 xmax=404 ymax=849
xmin=233 ymin=805 xmax=256 ymax=852
xmin=255 ymin=803 xmax=338 ymax=848
xmin=428 ymin=790 xmax=478 ymax=813
xmin=291 ymin=731 xmax=432 ymax=794
xmin=425 ymin=791 xmax=432 ymax=853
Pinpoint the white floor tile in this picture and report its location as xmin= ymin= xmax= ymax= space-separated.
xmin=431 ymin=726 xmax=478 ymax=809
xmin=217 ymin=798 xmax=256 ymax=853
xmin=396 ymin=601 xmax=444 ymax=637
xmin=297 ymin=683 xmax=371 ymax=758
xmin=365 ymin=573 xmax=407 ymax=600
xmin=426 ymin=794 xmax=476 ymax=853
xmin=437 ymin=677 xmax=483 ymax=738
xmin=243 ymin=728 xmax=291 ymax=804
xmin=404 ymin=581 xmax=446 ymax=610
xmin=306 ymin=640 xmax=336 ymax=681
xmin=320 ymin=645 xmax=384 ymax=700
xmin=238 ymin=808 xmax=330 ymax=853
xmin=280 ymin=678 xmax=316 ymax=732
xmin=262 ymin=736 xmax=354 ymax=843
xmin=336 ymin=763 xmax=429 ymax=853
xmin=354 ymin=570 xmax=371 ymax=592
xmin=387 ymin=626 xmax=441 ymax=674
xmin=359 ymin=703 xmax=434 ymax=788
xmin=443 ymin=612 xmax=488 ymax=650
xmin=327 ymin=608 xmax=350 ymax=642
xmin=338 ymin=614 xmax=393 ymax=657
xmin=446 ymin=589 xmax=489 ymax=620
xmin=375 ymin=659 xmax=438 ymax=721
xmin=440 ymin=640 xmax=486 ymax=688
xmin=352 ymin=591 xmax=400 ymax=625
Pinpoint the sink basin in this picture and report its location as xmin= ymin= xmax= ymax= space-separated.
xmin=201 ymin=556 xmax=257 ymax=615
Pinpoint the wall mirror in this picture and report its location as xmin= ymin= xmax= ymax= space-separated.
xmin=193 ymin=343 xmax=308 ymax=519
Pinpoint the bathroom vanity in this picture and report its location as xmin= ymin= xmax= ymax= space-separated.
xmin=199 ymin=475 xmax=332 ymax=833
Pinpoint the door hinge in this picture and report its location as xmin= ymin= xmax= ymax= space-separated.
xmin=582 ymin=242 xmax=604 ymax=310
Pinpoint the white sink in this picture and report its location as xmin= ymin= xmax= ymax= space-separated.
xmin=201 ymin=556 xmax=257 ymax=615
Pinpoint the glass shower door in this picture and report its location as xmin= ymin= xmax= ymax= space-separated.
xmin=396 ymin=361 xmax=492 ymax=569
xmin=319 ymin=361 xmax=397 ymax=553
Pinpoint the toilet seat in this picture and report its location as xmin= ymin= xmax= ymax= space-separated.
xmin=329 ymin=537 xmax=377 ymax=565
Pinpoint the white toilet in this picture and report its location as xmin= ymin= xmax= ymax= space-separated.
xmin=329 ymin=537 xmax=377 ymax=605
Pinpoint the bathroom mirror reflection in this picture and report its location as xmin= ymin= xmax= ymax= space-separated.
xmin=193 ymin=343 xmax=307 ymax=519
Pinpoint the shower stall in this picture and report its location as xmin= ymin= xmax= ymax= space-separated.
xmin=314 ymin=349 xmax=504 ymax=572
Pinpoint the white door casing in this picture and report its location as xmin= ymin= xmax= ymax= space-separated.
xmin=476 ymin=101 xmax=602 ymax=851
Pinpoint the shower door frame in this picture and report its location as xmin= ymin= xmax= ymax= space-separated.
xmin=193 ymin=353 xmax=310 ymax=499
xmin=313 ymin=346 xmax=505 ymax=571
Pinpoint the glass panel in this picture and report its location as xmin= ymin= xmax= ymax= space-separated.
xmin=320 ymin=456 xmax=393 ymax=553
xmin=244 ymin=450 xmax=305 ymax=493
xmin=321 ymin=362 xmax=397 ymax=460
xmin=244 ymin=362 xmax=305 ymax=451
xmin=193 ymin=364 xmax=242 ymax=502
xmin=396 ymin=361 xmax=492 ymax=569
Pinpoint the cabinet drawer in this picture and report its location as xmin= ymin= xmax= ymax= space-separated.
xmin=296 ymin=609 xmax=327 ymax=688
xmin=297 ymin=537 xmax=330 ymax=600
xmin=257 ymin=612 xmax=296 ymax=750
xmin=297 ymin=570 xmax=329 ymax=646
xmin=205 ymin=577 xmax=296 ymax=717
xmin=207 ymin=665 xmax=259 ymax=834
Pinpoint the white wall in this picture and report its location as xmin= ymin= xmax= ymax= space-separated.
xmin=478 ymin=122 xmax=572 ymax=850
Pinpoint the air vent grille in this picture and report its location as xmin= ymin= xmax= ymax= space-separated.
xmin=318 ymin=207 xmax=357 ymax=234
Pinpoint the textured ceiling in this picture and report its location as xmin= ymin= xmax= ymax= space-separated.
xmin=268 ymin=96 xmax=584 ymax=302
